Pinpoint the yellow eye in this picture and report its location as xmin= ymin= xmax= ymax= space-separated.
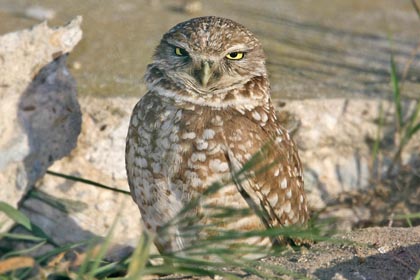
xmin=226 ymin=52 xmax=244 ymax=60
xmin=175 ymin=47 xmax=188 ymax=57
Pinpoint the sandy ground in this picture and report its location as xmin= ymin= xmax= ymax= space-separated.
xmin=157 ymin=226 xmax=420 ymax=279
xmin=262 ymin=226 xmax=420 ymax=280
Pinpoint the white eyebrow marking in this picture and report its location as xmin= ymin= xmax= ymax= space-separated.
xmin=166 ymin=39 xmax=190 ymax=50
xmin=224 ymin=44 xmax=251 ymax=55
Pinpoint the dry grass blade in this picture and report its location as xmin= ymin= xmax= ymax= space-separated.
xmin=47 ymin=251 xmax=66 ymax=267
xmin=0 ymin=256 xmax=35 ymax=274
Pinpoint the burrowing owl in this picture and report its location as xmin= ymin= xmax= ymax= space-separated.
xmin=126 ymin=16 xmax=309 ymax=254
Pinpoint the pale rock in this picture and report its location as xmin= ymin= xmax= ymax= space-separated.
xmin=283 ymin=98 xmax=419 ymax=228
xmin=0 ymin=17 xmax=83 ymax=233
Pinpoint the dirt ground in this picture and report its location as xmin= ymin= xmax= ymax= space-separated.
xmin=262 ymin=226 xmax=420 ymax=280
xmin=158 ymin=226 xmax=420 ymax=280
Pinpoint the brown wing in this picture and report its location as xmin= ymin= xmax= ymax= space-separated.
xmin=224 ymin=105 xmax=309 ymax=235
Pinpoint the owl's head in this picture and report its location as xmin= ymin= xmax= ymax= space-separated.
xmin=150 ymin=16 xmax=267 ymax=99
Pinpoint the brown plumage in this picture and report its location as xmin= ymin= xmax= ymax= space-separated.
xmin=126 ymin=16 xmax=309 ymax=254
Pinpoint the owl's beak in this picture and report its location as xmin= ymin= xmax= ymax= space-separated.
xmin=198 ymin=60 xmax=212 ymax=88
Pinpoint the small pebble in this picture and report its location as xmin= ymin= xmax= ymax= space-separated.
xmin=24 ymin=6 xmax=56 ymax=21
xmin=183 ymin=0 xmax=202 ymax=14
xmin=72 ymin=61 xmax=82 ymax=70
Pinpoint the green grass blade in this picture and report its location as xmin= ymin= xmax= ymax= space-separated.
xmin=394 ymin=212 xmax=420 ymax=220
xmin=80 ymin=218 xmax=119 ymax=279
xmin=390 ymin=52 xmax=403 ymax=129
xmin=415 ymin=268 xmax=420 ymax=280
xmin=2 ymin=241 xmax=47 ymax=259
xmin=371 ymin=102 xmax=384 ymax=165
xmin=76 ymin=236 xmax=102 ymax=278
xmin=28 ymin=223 xmax=57 ymax=246
xmin=412 ymin=0 xmax=420 ymax=19
xmin=0 ymin=202 xmax=31 ymax=231
xmin=36 ymin=240 xmax=89 ymax=265
xmin=401 ymin=100 xmax=420 ymax=146
xmin=90 ymin=260 xmax=127 ymax=278
xmin=46 ymin=170 xmax=130 ymax=195
xmin=27 ymin=189 xmax=88 ymax=214
xmin=409 ymin=122 xmax=420 ymax=137
xmin=144 ymin=260 xmax=243 ymax=280
xmin=0 ymin=233 xmax=46 ymax=242
xmin=406 ymin=100 xmax=420 ymax=137
xmin=126 ymin=231 xmax=153 ymax=279
xmin=257 ymin=262 xmax=312 ymax=280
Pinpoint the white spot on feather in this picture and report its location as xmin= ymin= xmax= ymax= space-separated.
xmin=260 ymin=112 xmax=268 ymax=123
xmin=196 ymin=139 xmax=208 ymax=150
xmin=161 ymin=120 xmax=173 ymax=131
xmin=252 ymin=111 xmax=261 ymax=121
xmin=209 ymin=159 xmax=229 ymax=173
xmin=191 ymin=152 xmax=206 ymax=162
xmin=181 ymin=132 xmax=196 ymax=139
xmin=169 ymin=133 xmax=179 ymax=142
xmin=203 ymin=129 xmax=216 ymax=139
xmin=191 ymin=177 xmax=202 ymax=187
xmin=175 ymin=110 xmax=182 ymax=121
xmin=267 ymin=193 xmax=278 ymax=206
xmin=136 ymin=157 xmax=148 ymax=168
xmin=286 ymin=189 xmax=292 ymax=199
xmin=236 ymin=107 xmax=245 ymax=115
xmin=261 ymin=186 xmax=270 ymax=196
xmin=211 ymin=115 xmax=223 ymax=126
xmin=131 ymin=116 xmax=139 ymax=127
xmin=283 ymin=201 xmax=291 ymax=213
xmin=280 ymin=178 xmax=287 ymax=189
xmin=159 ymin=138 xmax=170 ymax=149
xmin=152 ymin=162 xmax=161 ymax=173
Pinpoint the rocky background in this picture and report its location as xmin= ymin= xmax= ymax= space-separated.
xmin=0 ymin=1 xmax=419 ymax=279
